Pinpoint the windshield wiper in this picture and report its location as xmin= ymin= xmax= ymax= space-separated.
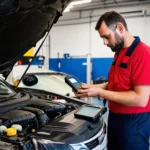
xmin=0 ymin=93 xmax=17 ymax=99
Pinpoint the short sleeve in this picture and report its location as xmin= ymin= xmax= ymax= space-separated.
xmin=131 ymin=44 xmax=150 ymax=85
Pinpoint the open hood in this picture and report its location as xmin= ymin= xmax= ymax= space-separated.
xmin=0 ymin=0 xmax=71 ymax=73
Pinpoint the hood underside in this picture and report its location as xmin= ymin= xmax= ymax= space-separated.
xmin=0 ymin=0 xmax=71 ymax=72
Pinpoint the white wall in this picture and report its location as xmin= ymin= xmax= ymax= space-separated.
xmin=50 ymin=24 xmax=90 ymax=58
xmin=35 ymin=4 xmax=150 ymax=59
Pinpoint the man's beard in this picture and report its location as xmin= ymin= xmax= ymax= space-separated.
xmin=110 ymin=33 xmax=124 ymax=52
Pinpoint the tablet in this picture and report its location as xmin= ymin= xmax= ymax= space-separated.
xmin=74 ymin=105 xmax=101 ymax=121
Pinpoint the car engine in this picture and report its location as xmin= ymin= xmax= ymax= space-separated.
xmin=1 ymin=100 xmax=68 ymax=129
xmin=0 ymin=88 xmax=106 ymax=150
xmin=0 ymin=90 xmax=79 ymax=148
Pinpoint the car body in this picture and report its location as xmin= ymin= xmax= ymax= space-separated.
xmin=0 ymin=77 xmax=107 ymax=150
xmin=0 ymin=0 xmax=107 ymax=150
xmin=7 ymin=65 xmax=75 ymax=97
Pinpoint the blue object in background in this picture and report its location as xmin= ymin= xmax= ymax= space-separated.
xmin=63 ymin=53 xmax=70 ymax=59
xmin=19 ymin=56 xmax=44 ymax=66
xmin=32 ymin=57 xmax=44 ymax=66
xmin=49 ymin=57 xmax=113 ymax=83
xmin=50 ymin=58 xmax=86 ymax=83
xmin=92 ymin=58 xmax=113 ymax=80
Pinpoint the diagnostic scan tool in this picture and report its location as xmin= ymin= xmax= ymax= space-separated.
xmin=65 ymin=75 xmax=82 ymax=92
xmin=74 ymin=105 xmax=102 ymax=122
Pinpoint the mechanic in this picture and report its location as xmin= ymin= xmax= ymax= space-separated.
xmin=76 ymin=11 xmax=150 ymax=150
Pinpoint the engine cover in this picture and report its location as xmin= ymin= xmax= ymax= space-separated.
xmin=2 ymin=110 xmax=36 ymax=128
xmin=32 ymin=110 xmax=104 ymax=144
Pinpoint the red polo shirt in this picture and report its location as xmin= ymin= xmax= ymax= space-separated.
xmin=108 ymin=41 xmax=150 ymax=114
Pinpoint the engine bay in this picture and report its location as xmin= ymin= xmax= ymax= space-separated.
xmin=0 ymin=86 xmax=106 ymax=150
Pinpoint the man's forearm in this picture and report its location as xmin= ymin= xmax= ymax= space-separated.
xmin=92 ymin=82 xmax=108 ymax=90
xmin=99 ymin=89 xmax=148 ymax=107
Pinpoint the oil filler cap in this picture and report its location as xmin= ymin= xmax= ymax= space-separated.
xmin=6 ymin=128 xmax=17 ymax=136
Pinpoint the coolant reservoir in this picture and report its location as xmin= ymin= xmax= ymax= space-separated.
xmin=11 ymin=124 xmax=22 ymax=132
xmin=6 ymin=128 xmax=17 ymax=136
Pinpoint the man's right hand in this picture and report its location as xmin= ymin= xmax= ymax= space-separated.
xmin=74 ymin=84 xmax=104 ymax=98
xmin=73 ymin=84 xmax=91 ymax=98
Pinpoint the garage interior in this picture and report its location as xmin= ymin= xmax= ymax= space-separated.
xmin=38 ymin=0 xmax=150 ymax=82
xmin=36 ymin=0 xmax=150 ymax=120
xmin=17 ymin=0 xmax=150 ymax=122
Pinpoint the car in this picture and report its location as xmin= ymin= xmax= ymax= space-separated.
xmin=0 ymin=77 xmax=107 ymax=150
xmin=0 ymin=0 xmax=107 ymax=150
xmin=7 ymin=65 xmax=75 ymax=97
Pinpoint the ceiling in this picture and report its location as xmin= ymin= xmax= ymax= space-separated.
xmin=69 ymin=0 xmax=150 ymax=12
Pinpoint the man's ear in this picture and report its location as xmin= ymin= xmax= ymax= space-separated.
xmin=116 ymin=23 xmax=124 ymax=34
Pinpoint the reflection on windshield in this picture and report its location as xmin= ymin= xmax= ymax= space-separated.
xmin=0 ymin=79 xmax=14 ymax=96
xmin=20 ymin=74 xmax=75 ymax=97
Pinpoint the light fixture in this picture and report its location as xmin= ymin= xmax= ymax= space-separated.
xmin=70 ymin=0 xmax=92 ymax=5
xmin=63 ymin=0 xmax=92 ymax=12
xmin=67 ymin=5 xmax=74 ymax=9
xmin=63 ymin=5 xmax=74 ymax=12
xmin=64 ymin=8 xmax=70 ymax=12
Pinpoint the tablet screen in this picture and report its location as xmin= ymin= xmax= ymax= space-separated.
xmin=75 ymin=106 xmax=100 ymax=118
xmin=69 ymin=78 xmax=80 ymax=85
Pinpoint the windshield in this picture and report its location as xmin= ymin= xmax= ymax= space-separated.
xmin=5 ymin=65 xmax=75 ymax=97
xmin=19 ymin=73 xmax=75 ymax=97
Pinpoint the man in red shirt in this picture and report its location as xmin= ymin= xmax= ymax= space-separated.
xmin=76 ymin=11 xmax=150 ymax=150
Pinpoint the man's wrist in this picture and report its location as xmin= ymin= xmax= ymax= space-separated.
xmin=98 ymin=88 xmax=104 ymax=98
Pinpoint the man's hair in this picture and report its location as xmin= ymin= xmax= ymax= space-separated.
xmin=95 ymin=11 xmax=128 ymax=31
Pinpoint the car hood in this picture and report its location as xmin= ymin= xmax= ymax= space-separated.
xmin=0 ymin=0 xmax=71 ymax=73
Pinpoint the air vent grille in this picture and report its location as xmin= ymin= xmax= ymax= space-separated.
xmin=85 ymin=138 xmax=99 ymax=150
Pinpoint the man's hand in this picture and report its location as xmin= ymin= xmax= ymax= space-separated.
xmin=75 ymin=84 xmax=103 ymax=98
xmin=73 ymin=84 xmax=89 ymax=97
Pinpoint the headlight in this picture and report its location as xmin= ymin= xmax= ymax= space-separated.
xmin=98 ymin=123 xmax=106 ymax=144
xmin=32 ymin=138 xmax=73 ymax=150
xmin=70 ymin=143 xmax=88 ymax=150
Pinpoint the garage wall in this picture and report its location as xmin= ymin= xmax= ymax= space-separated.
xmin=36 ymin=4 xmax=150 ymax=83
xmin=49 ymin=22 xmax=114 ymax=82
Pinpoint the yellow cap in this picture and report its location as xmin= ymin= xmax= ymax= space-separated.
xmin=32 ymin=129 xmax=36 ymax=132
xmin=6 ymin=128 xmax=17 ymax=136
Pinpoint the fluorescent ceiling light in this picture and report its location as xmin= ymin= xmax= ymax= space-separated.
xmin=70 ymin=0 xmax=92 ymax=5
xmin=63 ymin=5 xmax=73 ymax=12
xmin=63 ymin=8 xmax=70 ymax=12
xmin=67 ymin=5 xmax=74 ymax=9
xmin=63 ymin=0 xmax=92 ymax=12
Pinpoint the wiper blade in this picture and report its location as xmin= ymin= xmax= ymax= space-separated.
xmin=0 ymin=93 xmax=17 ymax=98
